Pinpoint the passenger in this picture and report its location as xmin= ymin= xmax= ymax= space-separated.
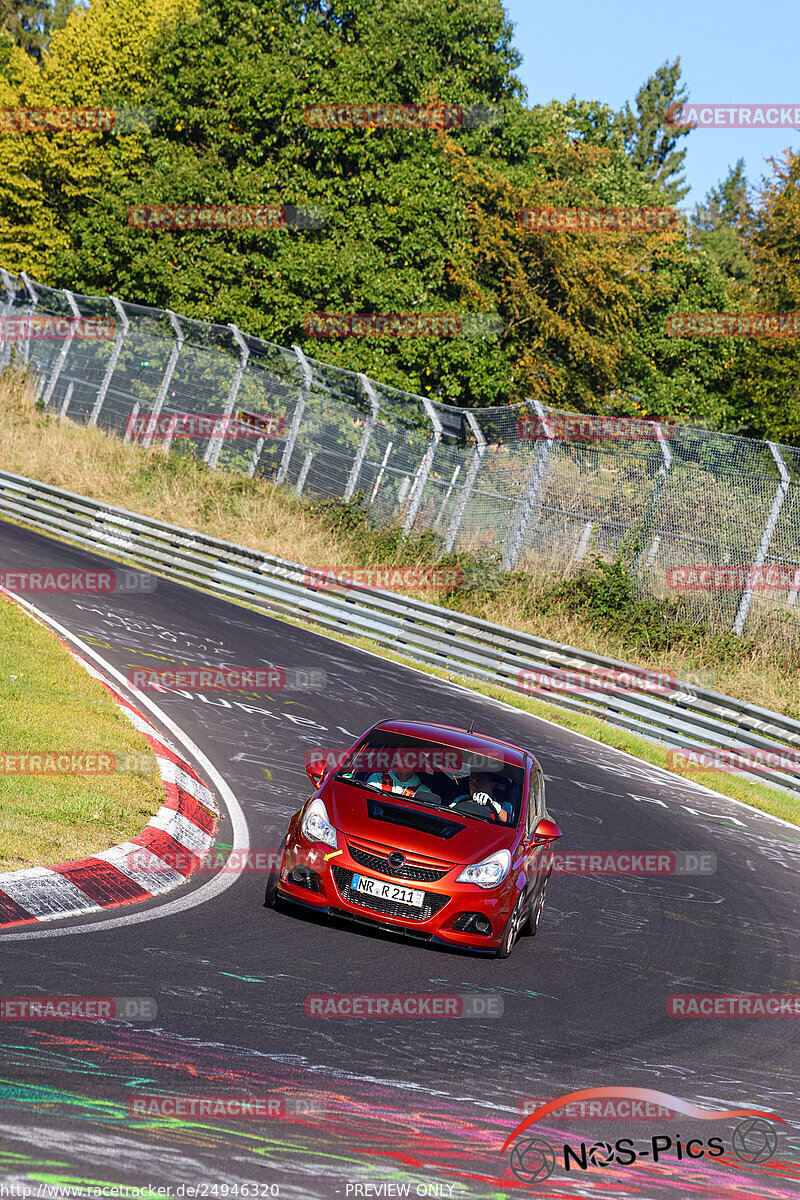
xmin=366 ymin=765 xmax=424 ymax=798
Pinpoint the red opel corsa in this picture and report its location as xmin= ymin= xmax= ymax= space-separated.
xmin=264 ymin=720 xmax=562 ymax=957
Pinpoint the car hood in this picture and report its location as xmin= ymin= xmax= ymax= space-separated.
xmin=321 ymin=779 xmax=515 ymax=863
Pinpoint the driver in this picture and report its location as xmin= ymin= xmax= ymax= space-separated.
xmin=449 ymin=770 xmax=511 ymax=823
xmin=366 ymin=764 xmax=424 ymax=798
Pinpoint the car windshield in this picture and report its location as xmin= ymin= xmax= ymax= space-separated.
xmin=334 ymin=732 xmax=524 ymax=827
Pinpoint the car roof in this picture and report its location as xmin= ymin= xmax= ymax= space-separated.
xmin=369 ymin=719 xmax=531 ymax=769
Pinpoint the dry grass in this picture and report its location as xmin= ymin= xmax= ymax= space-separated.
xmin=0 ymin=592 xmax=163 ymax=871
xmin=0 ymin=369 xmax=798 ymax=828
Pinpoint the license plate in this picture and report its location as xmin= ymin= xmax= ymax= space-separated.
xmin=351 ymin=873 xmax=425 ymax=908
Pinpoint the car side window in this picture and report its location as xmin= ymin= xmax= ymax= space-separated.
xmin=526 ymin=766 xmax=545 ymax=837
xmin=535 ymin=767 xmax=546 ymax=819
xmin=525 ymin=768 xmax=537 ymax=838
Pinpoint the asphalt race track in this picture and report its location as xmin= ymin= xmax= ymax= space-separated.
xmin=1 ymin=518 xmax=798 ymax=1199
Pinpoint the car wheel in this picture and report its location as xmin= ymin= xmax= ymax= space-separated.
xmin=497 ymin=893 xmax=526 ymax=959
xmin=530 ymin=877 xmax=548 ymax=936
xmin=263 ymin=837 xmax=287 ymax=908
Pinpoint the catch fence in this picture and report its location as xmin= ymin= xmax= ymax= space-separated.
xmin=2 ymin=268 xmax=798 ymax=639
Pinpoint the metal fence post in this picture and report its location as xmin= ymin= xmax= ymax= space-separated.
xmin=42 ymin=290 xmax=80 ymax=408
xmin=631 ymin=421 xmax=673 ymax=577
xmin=444 ymin=410 xmax=486 ymax=554
xmin=89 ymin=297 xmax=129 ymax=426
xmin=573 ymin=520 xmax=594 ymax=564
xmin=501 ymin=400 xmax=555 ymax=572
xmin=295 ymin=450 xmax=314 ymax=496
xmin=403 ymin=397 xmax=443 ymax=536
xmin=58 ymin=382 xmax=74 ymax=421
xmin=276 ymin=345 xmax=313 ymax=486
xmin=19 ymin=272 xmax=38 ymax=366
xmin=0 ymin=270 xmax=16 ymax=369
xmin=143 ymin=311 xmax=183 ymax=449
xmin=344 ymin=374 xmax=380 ymax=501
xmin=124 ymin=401 xmax=140 ymax=444
xmin=369 ymin=440 xmax=393 ymax=503
xmin=732 ymin=442 xmax=790 ymax=635
xmin=205 ymin=324 xmax=250 ymax=469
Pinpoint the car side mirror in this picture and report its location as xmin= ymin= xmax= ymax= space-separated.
xmin=305 ymin=759 xmax=327 ymax=788
xmin=533 ymin=817 xmax=562 ymax=844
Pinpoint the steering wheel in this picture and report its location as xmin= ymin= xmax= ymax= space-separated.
xmin=452 ymin=796 xmax=502 ymax=823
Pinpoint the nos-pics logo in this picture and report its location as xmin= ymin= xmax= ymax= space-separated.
xmin=504 ymin=1088 xmax=783 ymax=1184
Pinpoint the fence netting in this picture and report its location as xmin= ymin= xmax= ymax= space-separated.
xmin=2 ymin=270 xmax=798 ymax=638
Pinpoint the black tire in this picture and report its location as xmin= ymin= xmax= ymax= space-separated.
xmin=263 ymin=837 xmax=287 ymax=908
xmin=530 ymin=876 xmax=548 ymax=936
xmin=496 ymin=893 xmax=526 ymax=959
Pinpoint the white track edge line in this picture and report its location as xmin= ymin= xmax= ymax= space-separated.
xmin=0 ymin=591 xmax=250 ymax=940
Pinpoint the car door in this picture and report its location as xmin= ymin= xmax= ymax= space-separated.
xmin=526 ymin=762 xmax=549 ymax=904
xmin=517 ymin=761 xmax=539 ymax=911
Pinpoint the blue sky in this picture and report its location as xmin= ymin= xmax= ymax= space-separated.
xmin=503 ymin=0 xmax=799 ymax=210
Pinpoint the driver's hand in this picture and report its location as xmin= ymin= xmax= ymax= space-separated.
xmin=473 ymin=791 xmax=504 ymax=820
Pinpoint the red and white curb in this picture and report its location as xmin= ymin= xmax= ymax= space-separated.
xmin=0 ymin=604 xmax=220 ymax=928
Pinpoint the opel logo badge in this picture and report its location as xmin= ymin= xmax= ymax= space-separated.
xmin=388 ymin=851 xmax=405 ymax=869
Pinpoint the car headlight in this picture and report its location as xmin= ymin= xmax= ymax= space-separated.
xmin=456 ymin=848 xmax=511 ymax=889
xmin=301 ymin=797 xmax=337 ymax=849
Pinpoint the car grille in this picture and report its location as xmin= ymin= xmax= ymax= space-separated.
xmin=331 ymin=865 xmax=449 ymax=922
xmin=346 ymin=842 xmax=450 ymax=882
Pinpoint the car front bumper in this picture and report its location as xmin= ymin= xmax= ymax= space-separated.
xmin=275 ymin=816 xmax=518 ymax=952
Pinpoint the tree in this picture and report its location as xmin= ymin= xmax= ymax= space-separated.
xmin=616 ymin=59 xmax=691 ymax=201
xmin=726 ymin=149 xmax=800 ymax=442
xmin=0 ymin=0 xmax=76 ymax=63
xmin=692 ymin=160 xmax=754 ymax=303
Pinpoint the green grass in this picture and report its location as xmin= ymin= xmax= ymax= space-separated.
xmin=0 ymin=595 xmax=164 ymax=871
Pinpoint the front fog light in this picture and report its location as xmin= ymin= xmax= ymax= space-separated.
xmin=456 ymin=849 xmax=511 ymax=889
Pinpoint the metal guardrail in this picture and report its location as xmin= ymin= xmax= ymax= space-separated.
xmin=1 ymin=466 xmax=799 ymax=799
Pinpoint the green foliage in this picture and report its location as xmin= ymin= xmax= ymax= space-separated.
xmin=539 ymin=555 xmax=749 ymax=658
xmin=616 ymin=58 xmax=690 ymax=201
xmin=692 ymin=160 xmax=754 ymax=306
xmin=0 ymin=0 xmax=798 ymax=440
xmin=0 ymin=0 xmax=75 ymax=63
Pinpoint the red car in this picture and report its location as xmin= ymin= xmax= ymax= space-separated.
xmin=264 ymin=720 xmax=562 ymax=957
